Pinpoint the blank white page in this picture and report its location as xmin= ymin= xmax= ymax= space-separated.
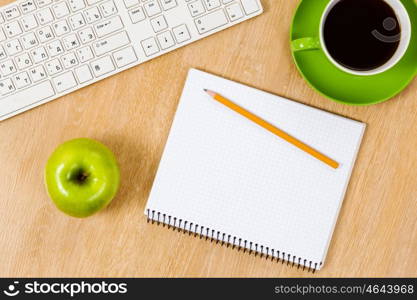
xmin=145 ymin=69 xmax=366 ymax=270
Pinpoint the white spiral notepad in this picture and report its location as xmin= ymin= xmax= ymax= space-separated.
xmin=145 ymin=69 xmax=366 ymax=271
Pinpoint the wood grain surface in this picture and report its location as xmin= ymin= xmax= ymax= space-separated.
xmin=0 ymin=0 xmax=416 ymax=277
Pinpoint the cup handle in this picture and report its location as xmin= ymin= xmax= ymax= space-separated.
xmin=291 ymin=37 xmax=321 ymax=52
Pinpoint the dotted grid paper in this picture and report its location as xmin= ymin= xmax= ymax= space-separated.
xmin=145 ymin=69 xmax=366 ymax=270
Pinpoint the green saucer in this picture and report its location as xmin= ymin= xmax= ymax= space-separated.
xmin=290 ymin=0 xmax=417 ymax=105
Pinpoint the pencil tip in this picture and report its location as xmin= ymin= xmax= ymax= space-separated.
xmin=203 ymin=88 xmax=208 ymax=92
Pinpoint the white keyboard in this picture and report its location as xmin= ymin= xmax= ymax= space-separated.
xmin=0 ymin=0 xmax=263 ymax=121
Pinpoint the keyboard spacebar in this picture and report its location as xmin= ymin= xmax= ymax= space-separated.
xmin=0 ymin=81 xmax=55 ymax=118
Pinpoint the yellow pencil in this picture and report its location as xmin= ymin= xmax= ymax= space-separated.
xmin=204 ymin=89 xmax=339 ymax=169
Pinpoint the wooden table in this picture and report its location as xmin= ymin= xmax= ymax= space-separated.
xmin=0 ymin=0 xmax=416 ymax=277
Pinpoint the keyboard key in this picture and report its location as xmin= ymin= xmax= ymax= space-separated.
xmin=62 ymin=33 xmax=80 ymax=50
xmin=5 ymin=39 xmax=23 ymax=56
xmin=31 ymin=46 xmax=48 ymax=63
xmin=172 ymin=24 xmax=191 ymax=43
xmin=0 ymin=81 xmax=55 ymax=118
xmin=36 ymin=8 xmax=54 ymax=25
xmin=20 ymin=1 xmax=37 ymax=14
xmin=46 ymin=40 xmax=64 ymax=57
xmin=141 ymin=37 xmax=159 ymax=56
xmin=157 ymin=30 xmax=175 ymax=49
xmin=21 ymin=32 xmax=39 ymax=49
xmin=150 ymin=15 xmax=168 ymax=32
xmin=29 ymin=65 xmax=47 ymax=82
xmin=37 ymin=26 xmax=54 ymax=43
xmin=52 ymin=2 xmax=70 ymax=18
xmin=0 ymin=29 xmax=6 ymax=42
xmin=14 ymin=71 xmax=31 ymax=89
xmin=21 ymin=14 xmax=38 ymax=31
xmin=240 ymin=0 xmax=260 ymax=15
xmin=15 ymin=53 xmax=33 ymax=69
xmin=188 ymin=0 xmax=205 ymax=17
xmin=77 ymin=46 xmax=94 ymax=62
xmin=90 ymin=55 xmax=115 ymax=77
xmin=144 ymin=0 xmax=161 ymax=17
xmin=36 ymin=0 xmax=53 ymax=7
xmin=52 ymin=20 xmax=70 ymax=36
xmin=53 ymin=71 xmax=77 ymax=92
xmin=100 ymin=1 xmax=118 ymax=17
xmin=4 ymin=21 xmax=23 ymax=38
xmin=113 ymin=46 xmax=137 ymax=67
xmin=75 ymin=64 xmax=93 ymax=83
xmin=161 ymin=0 xmax=177 ymax=11
xmin=4 ymin=6 xmax=21 ymax=21
xmin=93 ymin=31 xmax=130 ymax=56
xmin=194 ymin=9 xmax=228 ymax=34
xmin=226 ymin=3 xmax=244 ymax=21
xmin=68 ymin=0 xmax=86 ymax=12
xmin=84 ymin=7 xmax=102 ymax=23
xmin=45 ymin=58 xmax=63 ymax=75
xmin=0 ymin=59 xmax=17 ymax=76
xmin=79 ymin=27 xmax=96 ymax=43
xmin=94 ymin=16 xmax=124 ymax=37
xmin=69 ymin=13 xmax=86 ymax=30
xmin=61 ymin=52 xmax=79 ymax=69
xmin=203 ymin=0 xmax=221 ymax=11
xmin=124 ymin=0 xmax=139 ymax=8
xmin=0 ymin=46 xmax=7 ymax=60
xmin=0 ymin=78 xmax=15 ymax=95
xmin=129 ymin=7 xmax=146 ymax=24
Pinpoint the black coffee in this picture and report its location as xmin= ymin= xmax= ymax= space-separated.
xmin=323 ymin=0 xmax=401 ymax=71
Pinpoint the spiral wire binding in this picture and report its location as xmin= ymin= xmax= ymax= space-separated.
xmin=146 ymin=209 xmax=322 ymax=272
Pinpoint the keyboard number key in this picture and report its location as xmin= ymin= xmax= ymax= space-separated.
xmin=144 ymin=1 xmax=161 ymax=17
xmin=141 ymin=37 xmax=159 ymax=56
xmin=157 ymin=30 xmax=175 ymax=50
xmin=20 ymin=1 xmax=37 ymax=14
xmin=90 ymin=55 xmax=115 ymax=77
xmin=113 ymin=46 xmax=137 ymax=68
xmin=172 ymin=24 xmax=191 ymax=43
xmin=129 ymin=7 xmax=145 ymax=24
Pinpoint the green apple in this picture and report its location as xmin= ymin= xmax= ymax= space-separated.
xmin=45 ymin=138 xmax=120 ymax=218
